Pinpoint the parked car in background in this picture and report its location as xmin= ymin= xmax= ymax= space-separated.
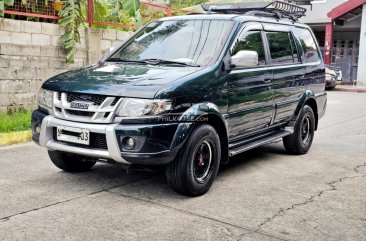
xmin=336 ymin=67 xmax=343 ymax=82
xmin=325 ymin=65 xmax=338 ymax=90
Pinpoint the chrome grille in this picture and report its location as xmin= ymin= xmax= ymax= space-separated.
xmin=53 ymin=92 xmax=122 ymax=123
xmin=66 ymin=93 xmax=107 ymax=106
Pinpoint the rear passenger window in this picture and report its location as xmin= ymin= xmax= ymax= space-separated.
xmin=232 ymin=31 xmax=266 ymax=66
xmin=293 ymin=28 xmax=320 ymax=63
xmin=266 ymin=32 xmax=299 ymax=64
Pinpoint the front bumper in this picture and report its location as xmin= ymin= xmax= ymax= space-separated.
xmin=32 ymin=110 xmax=179 ymax=165
xmin=326 ymin=75 xmax=337 ymax=88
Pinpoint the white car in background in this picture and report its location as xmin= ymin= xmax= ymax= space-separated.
xmin=325 ymin=65 xmax=338 ymax=90
xmin=336 ymin=68 xmax=343 ymax=81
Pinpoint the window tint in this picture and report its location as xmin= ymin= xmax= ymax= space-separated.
xmin=111 ymin=20 xmax=234 ymax=66
xmin=266 ymin=32 xmax=297 ymax=64
xmin=232 ymin=31 xmax=266 ymax=66
xmin=293 ymin=28 xmax=320 ymax=63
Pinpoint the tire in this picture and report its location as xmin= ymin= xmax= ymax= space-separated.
xmin=283 ymin=105 xmax=315 ymax=155
xmin=48 ymin=151 xmax=96 ymax=172
xmin=165 ymin=124 xmax=221 ymax=196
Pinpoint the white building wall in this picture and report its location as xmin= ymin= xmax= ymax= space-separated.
xmin=300 ymin=0 xmax=346 ymax=24
xmin=357 ymin=4 xmax=366 ymax=86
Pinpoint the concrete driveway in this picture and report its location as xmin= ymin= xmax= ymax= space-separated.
xmin=0 ymin=91 xmax=365 ymax=241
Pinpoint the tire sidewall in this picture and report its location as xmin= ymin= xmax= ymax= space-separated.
xmin=178 ymin=125 xmax=221 ymax=195
xmin=295 ymin=105 xmax=315 ymax=153
xmin=48 ymin=151 xmax=96 ymax=172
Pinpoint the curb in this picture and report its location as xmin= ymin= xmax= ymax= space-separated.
xmin=0 ymin=130 xmax=32 ymax=147
xmin=334 ymin=86 xmax=366 ymax=93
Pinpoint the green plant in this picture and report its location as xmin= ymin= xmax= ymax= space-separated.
xmin=0 ymin=0 xmax=14 ymax=17
xmin=170 ymin=0 xmax=206 ymax=8
xmin=59 ymin=0 xmax=141 ymax=64
xmin=21 ymin=0 xmax=50 ymax=14
xmin=140 ymin=4 xmax=164 ymax=25
xmin=0 ymin=109 xmax=32 ymax=133
xmin=93 ymin=0 xmax=137 ymax=28
xmin=58 ymin=0 xmax=85 ymax=64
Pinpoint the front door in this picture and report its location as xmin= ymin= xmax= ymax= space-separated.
xmin=227 ymin=24 xmax=274 ymax=140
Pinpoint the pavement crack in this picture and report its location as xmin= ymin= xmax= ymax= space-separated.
xmin=0 ymin=177 xmax=151 ymax=223
xmin=354 ymin=162 xmax=366 ymax=173
xmin=256 ymin=174 xmax=365 ymax=231
xmin=256 ymin=195 xmax=317 ymax=232
xmin=107 ymin=191 xmax=290 ymax=241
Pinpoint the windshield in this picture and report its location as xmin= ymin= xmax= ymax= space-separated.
xmin=109 ymin=19 xmax=234 ymax=66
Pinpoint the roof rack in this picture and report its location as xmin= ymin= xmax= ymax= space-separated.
xmin=201 ymin=1 xmax=307 ymax=21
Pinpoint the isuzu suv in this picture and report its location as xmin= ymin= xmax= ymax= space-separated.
xmin=32 ymin=1 xmax=327 ymax=196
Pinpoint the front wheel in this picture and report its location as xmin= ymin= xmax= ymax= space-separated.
xmin=48 ymin=151 xmax=96 ymax=172
xmin=283 ymin=105 xmax=315 ymax=155
xmin=165 ymin=124 xmax=221 ymax=196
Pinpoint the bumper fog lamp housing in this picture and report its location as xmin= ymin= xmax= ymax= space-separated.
xmin=121 ymin=137 xmax=135 ymax=150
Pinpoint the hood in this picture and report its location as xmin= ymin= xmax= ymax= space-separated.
xmin=42 ymin=63 xmax=202 ymax=99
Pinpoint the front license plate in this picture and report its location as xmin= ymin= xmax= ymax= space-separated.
xmin=56 ymin=126 xmax=90 ymax=145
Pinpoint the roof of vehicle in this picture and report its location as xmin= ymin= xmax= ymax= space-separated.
xmin=160 ymin=1 xmax=310 ymax=28
xmin=159 ymin=14 xmax=310 ymax=28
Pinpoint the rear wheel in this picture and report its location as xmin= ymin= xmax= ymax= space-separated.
xmin=283 ymin=105 xmax=315 ymax=154
xmin=48 ymin=151 xmax=96 ymax=172
xmin=165 ymin=124 xmax=221 ymax=196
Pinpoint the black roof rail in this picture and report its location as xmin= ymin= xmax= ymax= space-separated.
xmin=201 ymin=1 xmax=307 ymax=21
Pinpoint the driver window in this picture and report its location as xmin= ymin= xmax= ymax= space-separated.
xmin=231 ymin=31 xmax=266 ymax=66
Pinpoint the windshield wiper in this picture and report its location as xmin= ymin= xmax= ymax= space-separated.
xmin=107 ymin=58 xmax=200 ymax=67
xmin=106 ymin=58 xmax=149 ymax=64
xmin=140 ymin=58 xmax=200 ymax=67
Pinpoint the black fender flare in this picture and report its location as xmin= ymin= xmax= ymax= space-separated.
xmin=170 ymin=102 xmax=228 ymax=152
xmin=291 ymin=90 xmax=319 ymax=129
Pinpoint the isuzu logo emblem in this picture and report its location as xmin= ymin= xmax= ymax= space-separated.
xmin=70 ymin=101 xmax=90 ymax=110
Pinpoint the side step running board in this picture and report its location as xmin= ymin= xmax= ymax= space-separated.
xmin=229 ymin=130 xmax=292 ymax=157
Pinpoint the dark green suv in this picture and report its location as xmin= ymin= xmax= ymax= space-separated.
xmin=32 ymin=2 xmax=327 ymax=196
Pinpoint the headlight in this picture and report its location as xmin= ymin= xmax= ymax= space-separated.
xmin=116 ymin=98 xmax=172 ymax=117
xmin=38 ymin=89 xmax=54 ymax=113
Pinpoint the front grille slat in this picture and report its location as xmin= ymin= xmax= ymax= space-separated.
xmin=54 ymin=92 xmax=121 ymax=123
xmin=67 ymin=110 xmax=94 ymax=117
xmin=111 ymin=98 xmax=120 ymax=106
xmin=66 ymin=93 xmax=107 ymax=106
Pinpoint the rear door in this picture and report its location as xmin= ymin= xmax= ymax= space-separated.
xmin=262 ymin=23 xmax=306 ymax=124
xmin=227 ymin=23 xmax=274 ymax=140
xmin=292 ymin=27 xmax=324 ymax=94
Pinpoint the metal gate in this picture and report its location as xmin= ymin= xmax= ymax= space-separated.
xmin=331 ymin=39 xmax=360 ymax=83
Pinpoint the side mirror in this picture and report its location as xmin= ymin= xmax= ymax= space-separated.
xmin=231 ymin=50 xmax=259 ymax=68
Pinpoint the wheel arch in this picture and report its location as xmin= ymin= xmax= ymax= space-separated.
xmin=304 ymin=98 xmax=318 ymax=130
xmin=205 ymin=113 xmax=229 ymax=165
xmin=170 ymin=102 xmax=229 ymax=164
xmin=294 ymin=90 xmax=319 ymax=130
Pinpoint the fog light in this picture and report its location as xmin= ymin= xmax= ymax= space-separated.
xmin=122 ymin=137 xmax=135 ymax=150
xmin=35 ymin=125 xmax=41 ymax=134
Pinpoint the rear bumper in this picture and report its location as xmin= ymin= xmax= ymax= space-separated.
xmin=32 ymin=110 xmax=179 ymax=165
xmin=326 ymin=80 xmax=337 ymax=88
xmin=325 ymin=74 xmax=337 ymax=88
